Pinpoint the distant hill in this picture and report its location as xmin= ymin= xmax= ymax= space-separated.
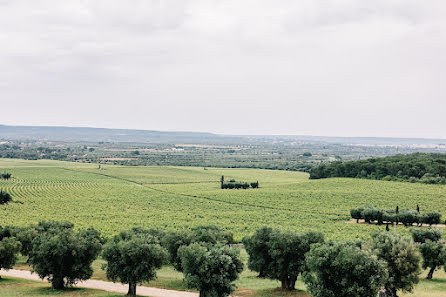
xmin=0 ymin=124 xmax=224 ymax=143
xmin=1 ymin=124 xmax=446 ymax=146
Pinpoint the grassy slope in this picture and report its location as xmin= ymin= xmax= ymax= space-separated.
xmin=2 ymin=158 xmax=446 ymax=296
xmin=1 ymin=159 xmax=445 ymax=241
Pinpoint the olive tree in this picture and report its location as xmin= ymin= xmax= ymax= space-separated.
xmin=242 ymin=226 xmax=273 ymax=278
xmin=102 ymin=228 xmax=168 ymax=296
xmin=179 ymin=243 xmax=243 ymax=297
xmin=11 ymin=226 xmax=38 ymax=263
xmin=371 ymin=231 xmax=421 ymax=297
xmin=303 ymin=241 xmax=387 ymax=297
xmin=0 ymin=237 xmax=21 ymax=278
xmin=29 ymin=226 xmax=102 ymax=289
xmin=419 ymin=241 xmax=446 ymax=279
xmin=411 ymin=228 xmax=442 ymax=244
xmin=264 ymin=229 xmax=324 ymax=290
xmin=162 ymin=225 xmax=233 ymax=272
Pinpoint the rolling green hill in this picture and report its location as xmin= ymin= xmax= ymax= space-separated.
xmin=1 ymin=159 xmax=445 ymax=241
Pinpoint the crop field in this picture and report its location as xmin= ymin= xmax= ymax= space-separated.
xmin=1 ymin=158 xmax=446 ymax=241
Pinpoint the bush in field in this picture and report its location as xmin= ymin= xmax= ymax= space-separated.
xmin=263 ymin=229 xmax=324 ymax=290
xmin=0 ymin=173 xmax=11 ymax=180
xmin=350 ymin=208 xmax=362 ymax=223
xmin=179 ymin=243 xmax=243 ymax=297
xmin=421 ymin=212 xmax=441 ymax=226
xmin=162 ymin=225 xmax=234 ymax=271
xmin=0 ymin=190 xmax=12 ymax=204
xmin=371 ymin=232 xmax=421 ymax=297
xmin=102 ymin=228 xmax=168 ymax=296
xmin=419 ymin=241 xmax=446 ymax=279
xmin=399 ymin=210 xmax=420 ymax=226
xmin=303 ymin=241 xmax=387 ymax=297
xmin=0 ymin=237 xmax=21 ymax=276
xmin=411 ymin=228 xmax=442 ymax=244
xmin=29 ymin=225 xmax=102 ymax=289
xmin=243 ymin=226 xmax=274 ymax=278
xmin=250 ymin=181 xmax=259 ymax=188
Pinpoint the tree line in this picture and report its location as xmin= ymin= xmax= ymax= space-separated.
xmin=309 ymin=153 xmax=446 ymax=184
xmin=0 ymin=223 xmax=240 ymax=297
xmin=350 ymin=205 xmax=442 ymax=226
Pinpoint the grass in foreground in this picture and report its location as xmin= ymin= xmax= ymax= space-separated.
xmin=0 ymin=276 xmax=122 ymax=297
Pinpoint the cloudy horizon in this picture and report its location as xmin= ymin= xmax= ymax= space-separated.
xmin=1 ymin=0 xmax=445 ymax=138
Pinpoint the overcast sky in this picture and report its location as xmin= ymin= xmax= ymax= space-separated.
xmin=1 ymin=0 xmax=445 ymax=138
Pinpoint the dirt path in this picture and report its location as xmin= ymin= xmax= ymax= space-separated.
xmin=0 ymin=269 xmax=198 ymax=297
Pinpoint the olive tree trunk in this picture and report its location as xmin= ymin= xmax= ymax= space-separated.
xmin=127 ymin=281 xmax=137 ymax=296
xmin=51 ymin=277 xmax=65 ymax=290
xmin=426 ymin=266 xmax=436 ymax=279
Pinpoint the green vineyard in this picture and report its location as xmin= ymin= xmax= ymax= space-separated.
xmin=1 ymin=158 xmax=446 ymax=241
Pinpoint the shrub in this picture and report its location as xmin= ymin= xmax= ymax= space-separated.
xmin=398 ymin=210 xmax=420 ymax=226
xmin=179 ymin=243 xmax=243 ymax=297
xmin=250 ymin=181 xmax=259 ymax=188
xmin=0 ymin=173 xmax=11 ymax=180
xmin=0 ymin=190 xmax=12 ymax=204
xmin=411 ymin=228 xmax=442 ymax=244
xmin=350 ymin=208 xmax=362 ymax=223
xmin=29 ymin=225 xmax=102 ymax=289
xmin=421 ymin=212 xmax=441 ymax=226
xmin=303 ymin=241 xmax=387 ymax=297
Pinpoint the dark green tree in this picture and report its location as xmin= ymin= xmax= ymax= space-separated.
xmin=303 ymin=241 xmax=387 ymax=297
xmin=419 ymin=241 xmax=446 ymax=279
xmin=371 ymin=232 xmax=421 ymax=297
xmin=264 ymin=229 xmax=324 ymax=290
xmin=0 ymin=190 xmax=12 ymax=204
xmin=29 ymin=226 xmax=102 ymax=289
xmin=102 ymin=228 xmax=168 ymax=296
xmin=411 ymin=228 xmax=442 ymax=244
xmin=11 ymin=226 xmax=38 ymax=263
xmin=162 ymin=226 xmax=233 ymax=272
xmin=0 ymin=237 xmax=21 ymax=278
xmin=179 ymin=243 xmax=243 ymax=297
xmin=243 ymin=226 xmax=274 ymax=278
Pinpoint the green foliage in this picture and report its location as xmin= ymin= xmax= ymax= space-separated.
xmin=411 ymin=228 xmax=442 ymax=244
xmin=310 ymin=153 xmax=446 ymax=184
xmin=243 ymin=226 xmax=274 ymax=278
xmin=102 ymin=228 xmax=168 ymax=296
xmin=162 ymin=225 xmax=234 ymax=272
xmin=29 ymin=224 xmax=102 ymax=289
xmin=179 ymin=243 xmax=243 ymax=297
xmin=419 ymin=241 xmax=446 ymax=279
xmin=351 ymin=206 xmax=442 ymax=227
xmin=0 ymin=190 xmax=12 ymax=204
xmin=10 ymin=226 xmax=38 ymax=260
xmin=303 ymin=241 xmax=387 ymax=297
xmin=259 ymin=229 xmax=324 ymax=290
xmin=371 ymin=231 xmax=421 ymax=296
xmin=0 ymin=236 xmax=21 ymax=272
